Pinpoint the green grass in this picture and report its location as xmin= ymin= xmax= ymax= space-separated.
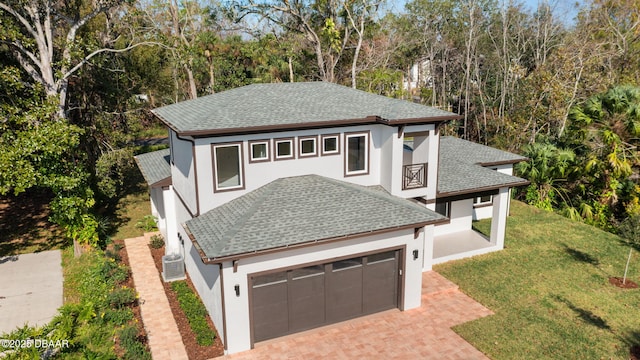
xmin=435 ymin=201 xmax=640 ymax=359
xmin=111 ymin=190 xmax=153 ymax=240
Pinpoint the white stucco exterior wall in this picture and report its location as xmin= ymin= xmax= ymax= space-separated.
xmin=219 ymin=228 xmax=423 ymax=354
xmin=174 ymin=195 xmax=226 ymax=346
xmin=170 ymin=130 xmax=198 ymax=215
xmin=434 ymin=198 xmax=474 ymax=236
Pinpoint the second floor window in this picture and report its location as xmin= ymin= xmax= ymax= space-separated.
xmin=275 ymin=138 xmax=294 ymax=160
xmin=299 ymin=136 xmax=317 ymax=157
xmin=345 ymin=132 xmax=369 ymax=176
xmin=249 ymin=140 xmax=270 ymax=163
xmin=435 ymin=201 xmax=450 ymax=217
xmin=213 ymin=143 xmax=244 ymax=191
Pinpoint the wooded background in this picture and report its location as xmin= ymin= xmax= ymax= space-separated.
xmin=1 ymin=0 xmax=640 ymax=242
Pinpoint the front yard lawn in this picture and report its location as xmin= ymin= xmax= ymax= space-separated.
xmin=436 ymin=200 xmax=640 ymax=359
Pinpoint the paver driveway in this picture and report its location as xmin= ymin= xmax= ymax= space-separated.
xmin=0 ymin=250 xmax=63 ymax=335
xmin=224 ymin=272 xmax=493 ymax=360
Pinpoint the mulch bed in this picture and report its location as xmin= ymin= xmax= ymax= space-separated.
xmin=149 ymin=244 xmax=225 ymax=360
xmin=608 ymin=277 xmax=638 ymax=289
xmin=631 ymin=345 xmax=640 ymax=360
xmin=113 ymin=239 xmax=149 ymax=356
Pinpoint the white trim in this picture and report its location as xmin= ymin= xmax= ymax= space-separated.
xmin=321 ymin=134 xmax=340 ymax=156
xmin=249 ymin=140 xmax=270 ymax=162
xmin=345 ymin=132 xmax=369 ymax=175
xmin=274 ymin=138 xmax=295 ymax=160
xmin=473 ymin=195 xmax=493 ymax=207
xmin=213 ymin=143 xmax=244 ymax=190
xmin=299 ymin=136 xmax=317 ymax=157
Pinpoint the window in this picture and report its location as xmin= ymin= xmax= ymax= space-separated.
xmin=299 ymin=136 xmax=317 ymax=157
xmin=275 ymin=138 xmax=294 ymax=160
xmin=212 ymin=143 xmax=244 ymax=191
xmin=321 ymin=134 xmax=340 ymax=156
xmin=435 ymin=201 xmax=450 ymax=217
xmin=345 ymin=132 xmax=369 ymax=176
xmin=249 ymin=140 xmax=270 ymax=163
xmin=473 ymin=195 xmax=493 ymax=207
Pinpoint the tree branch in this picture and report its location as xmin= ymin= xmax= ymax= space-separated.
xmin=60 ymin=41 xmax=171 ymax=81
xmin=0 ymin=1 xmax=39 ymax=39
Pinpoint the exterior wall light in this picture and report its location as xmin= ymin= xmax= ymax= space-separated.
xmin=234 ymin=284 xmax=240 ymax=297
xmin=413 ymin=250 xmax=419 ymax=260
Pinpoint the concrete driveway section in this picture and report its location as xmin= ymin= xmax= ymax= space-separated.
xmin=0 ymin=250 xmax=63 ymax=335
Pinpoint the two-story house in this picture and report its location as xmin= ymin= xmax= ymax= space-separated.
xmin=134 ymin=82 xmax=528 ymax=355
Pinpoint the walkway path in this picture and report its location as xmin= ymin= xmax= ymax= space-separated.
xmin=225 ymin=271 xmax=493 ymax=360
xmin=125 ymin=235 xmax=188 ymax=360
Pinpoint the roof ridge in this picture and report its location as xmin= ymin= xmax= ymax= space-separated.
xmin=316 ymin=175 xmax=441 ymax=215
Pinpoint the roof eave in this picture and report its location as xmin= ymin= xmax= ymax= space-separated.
xmin=436 ymin=179 xmax=530 ymax=199
xmin=152 ymin=113 xmax=461 ymax=138
xmin=478 ymin=157 xmax=529 ymax=167
xmin=197 ymin=219 xmax=448 ymax=264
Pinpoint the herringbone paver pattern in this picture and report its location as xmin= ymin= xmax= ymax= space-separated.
xmin=224 ymin=271 xmax=493 ymax=360
xmin=126 ymin=235 xmax=189 ymax=360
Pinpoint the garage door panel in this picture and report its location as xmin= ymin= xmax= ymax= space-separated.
xmin=252 ymin=274 xmax=288 ymax=342
xmin=289 ymin=266 xmax=325 ymax=332
xmin=327 ymin=258 xmax=363 ymax=323
xmin=363 ymin=252 xmax=398 ymax=313
xmin=251 ymin=250 xmax=401 ymax=344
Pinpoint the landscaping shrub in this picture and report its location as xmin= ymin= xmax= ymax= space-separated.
xmin=170 ymin=281 xmax=217 ymax=346
xmin=118 ymin=325 xmax=151 ymax=360
xmin=149 ymin=234 xmax=165 ymax=249
xmin=100 ymin=308 xmax=134 ymax=326
xmin=135 ymin=215 xmax=157 ymax=232
xmin=107 ymin=286 xmax=137 ymax=308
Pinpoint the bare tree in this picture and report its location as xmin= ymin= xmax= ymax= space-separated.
xmin=0 ymin=0 xmax=155 ymax=118
xmin=234 ymin=0 xmax=351 ymax=82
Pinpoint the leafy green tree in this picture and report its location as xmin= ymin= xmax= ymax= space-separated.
xmin=564 ymin=85 xmax=640 ymax=223
xmin=516 ymin=142 xmax=576 ymax=210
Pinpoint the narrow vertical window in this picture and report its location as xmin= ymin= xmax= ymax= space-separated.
xmin=345 ymin=132 xmax=369 ymax=176
xmin=213 ymin=143 xmax=244 ymax=191
xmin=435 ymin=201 xmax=450 ymax=217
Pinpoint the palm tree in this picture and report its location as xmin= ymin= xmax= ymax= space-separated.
xmin=517 ymin=142 xmax=576 ymax=210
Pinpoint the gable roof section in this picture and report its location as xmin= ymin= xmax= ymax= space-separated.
xmin=437 ymin=137 xmax=529 ymax=197
xmin=152 ymin=82 xmax=460 ymax=136
xmin=134 ymin=148 xmax=171 ymax=187
xmin=184 ymin=175 xmax=447 ymax=262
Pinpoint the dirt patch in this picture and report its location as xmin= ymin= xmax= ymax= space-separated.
xmin=608 ymin=277 xmax=638 ymax=289
xmin=149 ymin=244 xmax=225 ymax=360
xmin=0 ymin=190 xmax=65 ymax=256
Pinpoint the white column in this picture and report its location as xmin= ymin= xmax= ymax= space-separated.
xmin=490 ymin=187 xmax=510 ymax=249
xmin=422 ymin=224 xmax=434 ymax=271
xmin=163 ymin=185 xmax=180 ymax=255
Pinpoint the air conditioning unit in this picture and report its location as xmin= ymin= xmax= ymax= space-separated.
xmin=162 ymin=253 xmax=186 ymax=282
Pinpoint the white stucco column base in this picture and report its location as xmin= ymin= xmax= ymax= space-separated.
xmin=490 ymin=187 xmax=510 ymax=249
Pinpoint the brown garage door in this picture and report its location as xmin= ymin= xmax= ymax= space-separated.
xmin=251 ymin=250 xmax=400 ymax=343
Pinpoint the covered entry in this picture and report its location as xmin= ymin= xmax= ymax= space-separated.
xmin=250 ymin=249 xmax=401 ymax=343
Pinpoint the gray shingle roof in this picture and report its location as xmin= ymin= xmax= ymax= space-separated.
xmin=152 ymin=82 xmax=459 ymax=135
xmin=134 ymin=149 xmax=171 ymax=187
xmin=437 ymin=137 xmax=528 ymax=196
xmin=440 ymin=136 xmax=527 ymax=166
xmin=184 ymin=175 xmax=446 ymax=260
